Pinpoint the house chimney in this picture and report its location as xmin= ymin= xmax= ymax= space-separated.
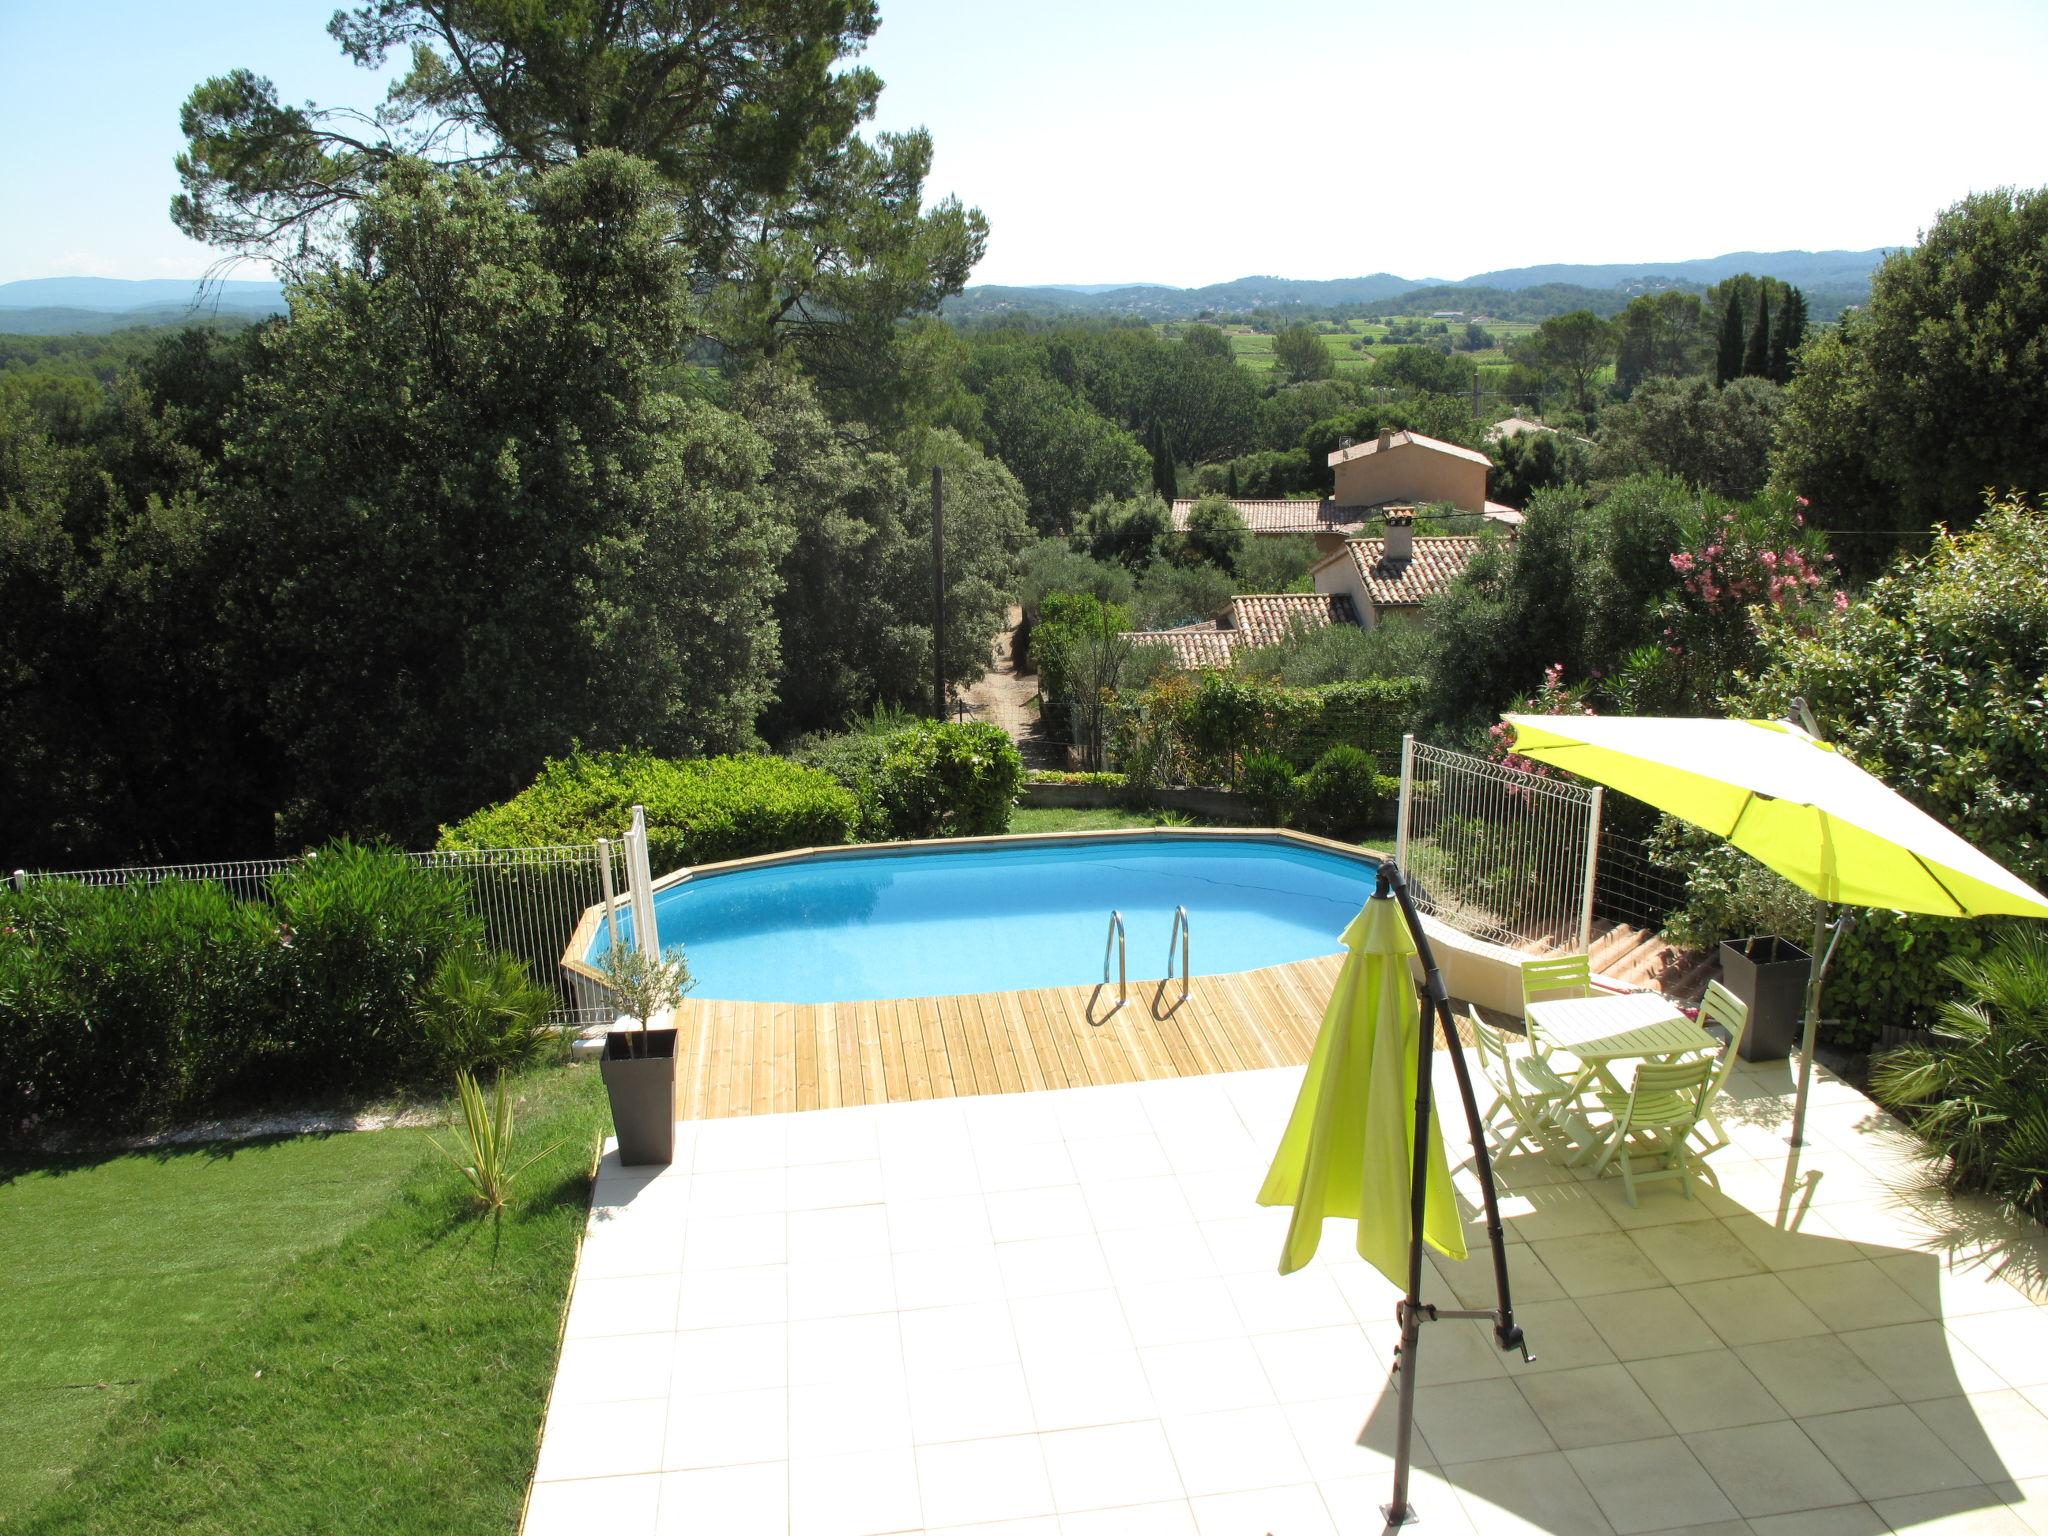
xmin=1382 ymin=508 xmax=1414 ymax=562
xmin=1377 ymin=425 xmax=1394 ymax=452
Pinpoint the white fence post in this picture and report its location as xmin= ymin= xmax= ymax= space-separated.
xmin=596 ymin=836 xmax=621 ymax=959
xmin=626 ymin=805 xmax=659 ymax=962
xmin=1579 ymin=786 xmax=1605 ymax=954
xmin=1395 ymin=733 xmax=1416 ymax=871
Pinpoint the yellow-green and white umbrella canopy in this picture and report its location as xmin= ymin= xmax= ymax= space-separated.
xmin=1258 ymin=894 xmax=1468 ymax=1285
xmin=1501 ymin=714 xmax=2048 ymax=919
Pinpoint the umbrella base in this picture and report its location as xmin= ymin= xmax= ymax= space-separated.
xmin=1380 ymin=1502 xmax=1420 ymax=1526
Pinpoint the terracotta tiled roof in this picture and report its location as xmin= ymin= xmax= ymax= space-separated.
xmin=1226 ymin=592 xmax=1359 ymax=648
xmin=1317 ymin=535 xmax=1485 ymax=609
xmin=1125 ymin=627 xmax=1239 ymax=669
xmin=1325 ymin=430 xmax=1492 ymax=469
xmin=1168 ymin=498 xmax=1381 ymax=535
xmin=1125 ymin=591 xmax=1360 ymax=670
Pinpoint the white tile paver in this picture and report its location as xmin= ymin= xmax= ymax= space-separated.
xmin=536 ymin=1059 xmax=2048 ymax=1536
xmin=789 ymin=1446 xmax=921 ymax=1536
xmin=655 ymin=1462 xmax=788 ymax=1535
xmin=1041 ymin=1419 xmax=1185 ymax=1511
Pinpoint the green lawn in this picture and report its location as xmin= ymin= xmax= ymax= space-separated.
xmin=0 ymin=1065 xmax=607 ymax=1535
xmin=1010 ymin=805 xmax=1216 ymax=834
xmin=1179 ymin=317 xmax=1542 ymax=379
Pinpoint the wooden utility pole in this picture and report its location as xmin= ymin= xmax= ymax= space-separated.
xmin=931 ymin=465 xmax=946 ymax=720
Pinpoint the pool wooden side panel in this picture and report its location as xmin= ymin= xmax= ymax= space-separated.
xmin=669 ymin=952 xmax=1349 ymax=1121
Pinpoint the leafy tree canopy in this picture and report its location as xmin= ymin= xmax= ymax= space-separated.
xmin=1511 ymin=310 xmax=1615 ymax=414
xmin=1776 ymin=187 xmax=2048 ymax=549
xmin=1595 ymin=374 xmax=1783 ymax=500
xmin=173 ymin=0 xmax=987 ymax=401
xmin=1271 ymin=324 xmax=1334 ymax=384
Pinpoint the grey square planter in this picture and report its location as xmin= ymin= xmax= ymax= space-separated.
xmin=1719 ymin=936 xmax=1812 ymax=1062
xmin=600 ymin=1028 xmax=678 ymax=1166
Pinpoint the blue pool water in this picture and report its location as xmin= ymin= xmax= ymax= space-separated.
xmin=589 ymin=835 xmax=1381 ymax=1003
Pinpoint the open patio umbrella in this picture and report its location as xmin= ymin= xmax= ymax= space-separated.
xmin=1259 ymin=866 xmax=1528 ymax=1527
xmin=1503 ymin=710 xmax=2048 ymax=1144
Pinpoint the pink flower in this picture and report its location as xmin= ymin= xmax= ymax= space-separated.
xmin=1796 ymin=496 xmax=1810 ymax=507
xmin=1759 ymin=550 xmax=1778 ymax=567
xmin=1833 ymin=590 xmax=1850 ymax=611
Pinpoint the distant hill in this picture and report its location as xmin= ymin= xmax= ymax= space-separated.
xmin=0 ymin=276 xmax=285 ymax=334
xmin=1459 ymin=249 xmax=1890 ymax=292
xmin=944 ymin=248 xmax=1890 ymax=324
xmin=946 ymin=271 xmax=1431 ymax=322
xmin=0 ymin=304 xmax=269 ymax=337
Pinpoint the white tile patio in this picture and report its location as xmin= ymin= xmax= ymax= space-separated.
xmin=528 ymin=1048 xmax=2048 ymax=1535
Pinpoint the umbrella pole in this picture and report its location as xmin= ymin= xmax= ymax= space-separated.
xmin=1376 ymin=862 xmax=1529 ymax=1527
xmin=1791 ymin=908 xmax=1854 ymax=1147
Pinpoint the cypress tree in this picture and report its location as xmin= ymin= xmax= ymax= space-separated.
xmin=1148 ymin=420 xmax=1176 ymax=502
xmin=1715 ymin=297 xmax=1746 ymax=385
xmin=1225 ymin=461 xmax=1240 ymax=497
xmin=1743 ymin=285 xmax=1772 ymax=378
xmin=1770 ymin=286 xmax=1808 ymax=383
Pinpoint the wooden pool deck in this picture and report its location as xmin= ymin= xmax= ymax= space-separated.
xmin=669 ymin=954 xmax=1349 ymax=1122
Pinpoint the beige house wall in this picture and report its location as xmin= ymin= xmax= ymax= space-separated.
xmin=1312 ymin=554 xmax=1377 ymax=629
xmin=1332 ymin=443 xmax=1487 ymax=512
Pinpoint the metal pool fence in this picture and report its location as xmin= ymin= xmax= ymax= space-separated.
xmin=1395 ymin=735 xmax=1603 ymax=953
xmin=9 ymin=843 xmax=631 ymax=1029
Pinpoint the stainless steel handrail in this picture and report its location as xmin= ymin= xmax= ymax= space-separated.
xmin=1102 ymin=909 xmax=1126 ymax=1013
xmin=1165 ymin=905 xmax=1191 ymax=1003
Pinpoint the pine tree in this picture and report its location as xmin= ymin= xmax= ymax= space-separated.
xmin=1715 ymin=297 xmax=1747 ymax=386
xmin=1769 ymin=286 xmax=1808 ymax=384
xmin=1149 ymin=421 xmax=1176 ymax=502
xmin=1743 ymin=285 xmax=1772 ymax=378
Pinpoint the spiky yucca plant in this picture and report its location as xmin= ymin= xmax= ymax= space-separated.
xmin=1871 ymin=927 xmax=2048 ymax=1219
xmin=430 ymin=1071 xmax=560 ymax=1234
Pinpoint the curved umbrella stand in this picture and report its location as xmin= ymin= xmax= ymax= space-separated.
xmin=1379 ymin=860 xmax=1532 ymax=1526
xmin=1258 ymin=859 xmax=1533 ymax=1527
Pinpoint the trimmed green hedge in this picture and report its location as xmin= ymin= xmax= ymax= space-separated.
xmin=440 ymin=751 xmax=859 ymax=873
xmin=1123 ymin=672 xmax=1428 ymax=788
xmin=0 ymin=843 xmax=551 ymax=1138
xmin=797 ymin=721 xmax=1023 ymax=841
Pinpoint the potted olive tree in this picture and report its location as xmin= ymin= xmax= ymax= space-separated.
xmin=598 ymin=942 xmax=693 ymax=1166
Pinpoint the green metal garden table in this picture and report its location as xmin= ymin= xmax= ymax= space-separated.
xmin=1525 ymin=991 xmax=1721 ymax=1163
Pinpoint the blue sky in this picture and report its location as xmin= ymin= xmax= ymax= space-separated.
xmin=4 ymin=0 xmax=2046 ymax=288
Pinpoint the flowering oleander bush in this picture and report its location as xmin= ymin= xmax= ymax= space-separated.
xmin=1655 ymin=490 xmax=1838 ymax=705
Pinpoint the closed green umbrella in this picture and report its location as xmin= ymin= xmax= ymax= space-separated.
xmin=1258 ymin=893 xmax=1466 ymax=1280
xmin=1259 ymin=866 xmax=1529 ymax=1527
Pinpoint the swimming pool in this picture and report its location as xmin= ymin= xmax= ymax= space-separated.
xmin=579 ymin=833 xmax=1381 ymax=1004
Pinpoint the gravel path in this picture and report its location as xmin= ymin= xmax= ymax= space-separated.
xmin=960 ymin=607 xmax=1064 ymax=768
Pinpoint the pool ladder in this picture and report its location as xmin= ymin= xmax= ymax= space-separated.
xmin=1165 ymin=905 xmax=1192 ymax=1004
xmin=1101 ymin=910 xmax=1126 ymax=1014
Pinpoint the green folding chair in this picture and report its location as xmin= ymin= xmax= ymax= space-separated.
xmin=1470 ymin=1010 xmax=1576 ymax=1155
xmin=1586 ymin=1054 xmax=1718 ymax=1206
xmin=1691 ymin=980 xmax=1750 ymax=1156
xmin=1520 ymin=953 xmax=1592 ymax=1013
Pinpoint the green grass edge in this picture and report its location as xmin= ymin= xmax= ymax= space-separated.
xmin=11 ymin=1066 xmax=608 ymax=1536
